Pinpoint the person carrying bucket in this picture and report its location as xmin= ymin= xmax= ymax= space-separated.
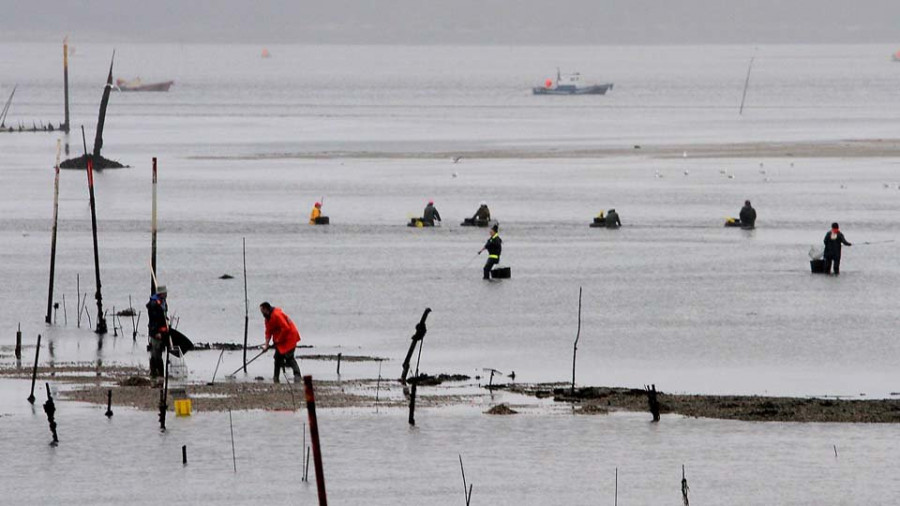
xmin=259 ymin=302 xmax=303 ymax=383
xmin=823 ymin=222 xmax=852 ymax=275
xmin=478 ymin=224 xmax=502 ymax=279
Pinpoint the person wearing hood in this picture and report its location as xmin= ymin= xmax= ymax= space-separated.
xmin=739 ymin=200 xmax=757 ymax=228
xmin=472 ymin=202 xmax=491 ymax=222
xmin=309 ymin=201 xmax=322 ymax=225
xmin=259 ymin=302 xmax=303 ymax=383
xmin=605 ymin=209 xmax=621 ymax=228
xmin=423 ymin=200 xmax=441 ymax=226
xmin=146 ymin=285 xmax=169 ymax=379
xmin=478 ymin=224 xmax=502 ymax=279
xmin=823 ymin=222 xmax=852 ymax=275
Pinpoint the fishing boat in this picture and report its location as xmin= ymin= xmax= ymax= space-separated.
xmin=533 ymin=70 xmax=613 ymax=95
xmin=114 ymin=78 xmax=174 ymax=92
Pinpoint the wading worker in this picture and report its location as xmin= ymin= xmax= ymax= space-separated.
xmin=423 ymin=200 xmax=442 ymax=226
xmin=260 ymin=302 xmax=302 ymax=383
xmin=472 ymin=201 xmax=491 ymax=221
xmin=823 ymin=222 xmax=852 ymax=275
xmin=309 ymin=201 xmax=322 ymax=224
xmin=740 ymin=200 xmax=757 ymax=228
xmin=146 ymin=285 xmax=169 ymax=380
xmin=478 ymin=224 xmax=502 ymax=279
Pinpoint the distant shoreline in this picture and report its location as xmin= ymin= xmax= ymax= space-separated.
xmin=188 ymin=138 xmax=900 ymax=161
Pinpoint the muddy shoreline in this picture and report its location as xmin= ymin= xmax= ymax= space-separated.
xmin=4 ymin=364 xmax=900 ymax=422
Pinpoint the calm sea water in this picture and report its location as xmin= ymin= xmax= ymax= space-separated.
xmin=2 ymin=43 xmax=900 ymax=503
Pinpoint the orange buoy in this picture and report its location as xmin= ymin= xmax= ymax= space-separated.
xmin=261 ymin=48 xmax=271 ymax=58
xmin=545 ymin=78 xmax=553 ymax=88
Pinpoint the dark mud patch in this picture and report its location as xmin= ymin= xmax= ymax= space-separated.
xmin=508 ymin=384 xmax=900 ymax=423
xmin=485 ymin=403 xmax=518 ymax=415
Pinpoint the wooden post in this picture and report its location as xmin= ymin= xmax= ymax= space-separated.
xmin=27 ymin=334 xmax=41 ymax=404
xmin=15 ymin=323 xmax=21 ymax=360
xmin=645 ymin=384 xmax=660 ymax=422
xmin=151 ymin=158 xmax=158 ymax=295
xmin=459 ymin=455 xmax=472 ymax=506
xmin=681 ymin=464 xmax=690 ymax=506
xmin=242 ymin=237 xmax=248 ymax=372
xmin=303 ymin=375 xmax=328 ymax=505
xmin=182 ymin=445 xmax=187 ymax=465
xmin=43 ymin=383 xmax=59 ymax=445
xmin=62 ymin=38 xmax=70 ymax=134
xmin=739 ymin=57 xmax=754 ymax=116
xmin=229 ymin=409 xmax=237 ymax=472
xmin=571 ymin=286 xmax=582 ymax=395
xmin=615 ymin=467 xmax=618 ymax=506
xmin=85 ymin=152 xmax=107 ymax=334
xmin=408 ymin=383 xmax=417 ymax=426
xmin=46 ymin=140 xmax=62 ymax=324
xmin=104 ymin=389 xmax=113 ymax=418
xmin=76 ymin=275 xmax=81 ymax=327
xmin=401 ymin=308 xmax=431 ymax=384
xmin=336 ymin=353 xmax=342 ymax=376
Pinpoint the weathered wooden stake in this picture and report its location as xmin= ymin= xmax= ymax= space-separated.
xmin=15 ymin=323 xmax=22 ymax=360
xmin=129 ymin=295 xmax=137 ymax=340
xmin=615 ymin=467 xmax=618 ymax=506
xmin=301 ymin=423 xmax=307 ymax=481
xmin=303 ymin=375 xmax=328 ymax=505
xmin=681 ymin=464 xmax=690 ymax=506
xmin=84 ymin=147 xmax=107 ymax=335
xmin=62 ymin=38 xmax=70 ymax=133
xmin=400 ymin=308 xmax=431 ymax=384
xmin=43 ymin=383 xmax=59 ymax=445
xmin=182 ymin=445 xmax=187 ymax=465
xmin=336 ymin=353 xmax=342 ymax=376
xmin=571 ymin=286 xmax=582 ymax=395
xmin=151 ymin=157 xmax=158 ymax=295
xmin=304 ymin=447 xmax=311 ymax=482
xmin=27 ymin=334 xmax=42 ymax=404
xmin=104 ymin=389 xmax=113 ymax=417
xmin=739 ymin=57 xmax=755 ymax=116
xmin=408 ymin=383 xmax=417 ymax=426
xmin=645 ymin=384 xmax=660 ymax=422
xmin=242 ymin=237 xmax=249 ymax=372
xmin=62 ymin=294 xmax=67 ymax=325
xmin=76 ymin=275 xmax=81 ymax=327
xmin=46 ymin=139 xmax=62 ymax=325
xmin=375 ymin=360 xmax=382 ymax=408
xmin=229 ymin=409 xmax=237 ymax=472
xmin=459 ymin=454 xmax=472 ymax=506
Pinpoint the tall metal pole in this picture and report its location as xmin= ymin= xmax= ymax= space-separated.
xmin=45 ymin=140 xmax=62 ymax=324
xmin=62 ymin=38 xmax=70 ymax=134
xmin=151 ymin=157 xmax=158 ymax=295
xmin=86 ymin=154 xmax=107 ymax=334
xmin=242 ymin=237 xmax=249 ymax=372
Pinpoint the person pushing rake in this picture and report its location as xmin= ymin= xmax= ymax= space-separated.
xmin=259 ymin=302 xmax=303 ymax=383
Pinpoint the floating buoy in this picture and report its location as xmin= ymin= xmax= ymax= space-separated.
xmin=261 ymin=48 xmax=271 ymax=58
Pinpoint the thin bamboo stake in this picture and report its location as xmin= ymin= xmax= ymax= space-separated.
xmin=45 ymin=139 xmax=62 ymax=324
xmin=242 ymin=237 xmax=249 ymax=372
xmin=739 ymin=57 xmax=754 ymax=115
xmin=571 ymin=286 xmax=582 ymax=395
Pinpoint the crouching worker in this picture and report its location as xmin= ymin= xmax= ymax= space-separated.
xmin=260 ymin=302 xmax=302 ymax=383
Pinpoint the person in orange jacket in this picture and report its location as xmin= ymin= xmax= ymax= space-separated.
xmin=260 ymin=301 xmax=302 ymax=383
xmin=309 ymin=202 xmax=322 ymax=225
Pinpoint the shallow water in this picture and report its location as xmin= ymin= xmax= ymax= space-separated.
xmin=2 ymin=43 xmax=900 ymax=503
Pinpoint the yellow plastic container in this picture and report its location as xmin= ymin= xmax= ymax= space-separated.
xmin=174 ymin=398 xmax=192 ymax=417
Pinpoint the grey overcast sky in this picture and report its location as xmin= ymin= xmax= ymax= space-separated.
xmin=2 ymin=0 xmax=899 ymax=44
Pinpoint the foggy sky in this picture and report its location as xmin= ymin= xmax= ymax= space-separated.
xmin=2 ymin=0 xmax=899 ymax=45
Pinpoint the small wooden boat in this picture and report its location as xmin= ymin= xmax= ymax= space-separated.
xmin=114 ymin=78 xmax=174 ymax=92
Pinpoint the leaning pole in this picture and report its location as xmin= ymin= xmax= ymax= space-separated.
xmin=45 ymin=140 xmax=62 ymax=324
xmin=86 ymin=154 xmax=107 ymax=334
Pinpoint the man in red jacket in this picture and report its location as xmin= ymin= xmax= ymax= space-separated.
xmin=259 ymin=301 xmax=302 ymax=383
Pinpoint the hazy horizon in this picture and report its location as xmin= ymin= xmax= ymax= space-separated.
xmin=2 ymin=0 xmax=900 ymax=45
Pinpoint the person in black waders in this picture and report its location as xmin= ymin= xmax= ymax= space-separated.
xmin=823 ymin=222 xmax=852 ymax=275
xmin=478 ymin=224 xmax=502 ymax=279
xmin=146 ymin=285 xmax=169 ymax=382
